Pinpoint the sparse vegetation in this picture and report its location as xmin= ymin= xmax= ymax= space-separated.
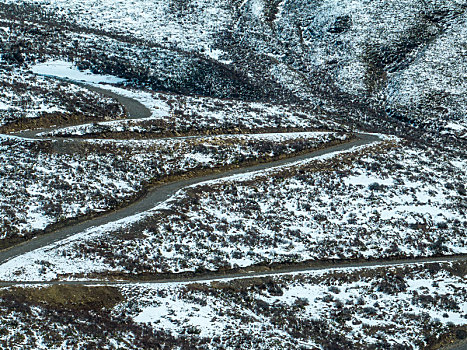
xmin=0 ymin=0 xmax=465 ymax=348
xmin=4 ymin=138 xmax=464 ymax=281
xmin=0 ymin=131 xmax=349 ymax=241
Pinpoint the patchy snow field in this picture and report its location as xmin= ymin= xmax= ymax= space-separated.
xmin=4 ymin=0 xmax=467 ymax=130
xmin=112 ymin=261 xmax=467 ymax=349
xmin=0 ymin=137 xmax=465 ymax=280
xmin=0 ymin=285 xmax=177 ymax=349
xmin=41 ymin=89 xmax=341 ymax=138
xmin=0 ymin=68 xmax=123 ymax=129
xmin=387 ymin=11 xmax=467 ymax=125
xmin=4 ymin=0 xmax=231 ymax=59
xmin=31 ymin=60 xmax=127 ymax=84
xmin=0 ymin=2 xmax=465 ymax=349
xmin=0 ymin=261 xmax=464 ymax=349
xmin=0 ymin=131 xmax=346 ymax=240
xmin=25 ymin=59 xmax=341 ymax=139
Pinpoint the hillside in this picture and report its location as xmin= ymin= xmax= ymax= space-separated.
xmin=0 ymin=1 xmax=465 ymax=349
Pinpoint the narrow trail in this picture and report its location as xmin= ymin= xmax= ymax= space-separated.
xmin=11 ymin=81 xmax=152 ymax=139
xmin=1 ymin=79 xmax=465 ymax=294
xmin=0 ymin=254 xmax=465 ymax=287
xmin=0 ymin=133 xmax=380 ymax=265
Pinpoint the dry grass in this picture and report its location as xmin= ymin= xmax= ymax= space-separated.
xmin=0 ymin=285 xmax=123 ymax=311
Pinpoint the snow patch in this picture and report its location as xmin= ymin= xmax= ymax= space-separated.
xmin=31 ymin=60 xmax=127 ymax=84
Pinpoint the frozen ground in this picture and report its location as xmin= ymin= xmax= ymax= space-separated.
xmin=0 ymin=68 xmax=123 ymax=129
xmin=42 ymin=93 xmax=339 ymax=138
xmin=1 ymin=136 xmax=464 ymax=281
xmin=0 ymin=3 xmax=465 ymax=349
xmin=115 ymin=261 xmax=466 ymax=349
xmin=27 ymin=59 xmax=341 ymax=139
xmin=387 ymin=11 xmax=467 ymax=125
xmin=4 ymin=0 xmax=467 ymax=131
xmin=0 ymin=261 xmax=462 ymax=349
xmin=3 ymin=0 xmax=232 ymax=60
xmin=0 ymin=58 xmax=349 ymax=241
xmin=31 ymin=60 xmax=127 ymax=84
xmin=0 ymin=131 xmax=346 ymax=240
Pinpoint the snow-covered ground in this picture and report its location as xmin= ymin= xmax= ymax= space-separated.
xmin=113 ymin=261 xmax=467 ymax=349
xmin=0 ymin=57 xmax=348 ymax=241
xmin=0 ymin=68 xmax=123 ymax=128
xmin=30 ymin=59 xmax=171 ymax=121
xmin=0 ymin=261 xmax=464 ymax=349
xmin=1 ymin=136 xmax=465 ymax=281
xmin=4 ymin=0 xmax=232 ymax=60
xmin=4 ymin=0 xmax=467 ymax=130
xmin=0 ymin=2 xmax=465 ymax=349
xmin=387 ymin=11 xmax=467 ymax=125
xmin=0 ymin=131 xmax=346 ymax=240
xmin=22 ymin=59 xmax=340 ymax=139
xmin=31 ymin=60 xmax=127 ymax=84
xmin=41 ymin=92 xmax=340 ymax=138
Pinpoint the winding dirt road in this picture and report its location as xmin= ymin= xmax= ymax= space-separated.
xmin=12 ymin=82 xmax=152 ymax=139
xmin=1 ymin=80 xmax=465 ymax=350
xmin=1 ymin=80 xmax=465 ymax=290
xmin=0 ymin=76 xmax=392 ymax=268
xmin=0 ymin=132 xmax=380 ymax=265
xmin=0 ymin=254 xmax=465 ymax=287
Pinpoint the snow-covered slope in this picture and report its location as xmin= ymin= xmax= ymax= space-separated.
xmin=2 ymin=0 xmax=467 ymax=132
xmin=0 ymin=2 xmax=466 ymax=349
